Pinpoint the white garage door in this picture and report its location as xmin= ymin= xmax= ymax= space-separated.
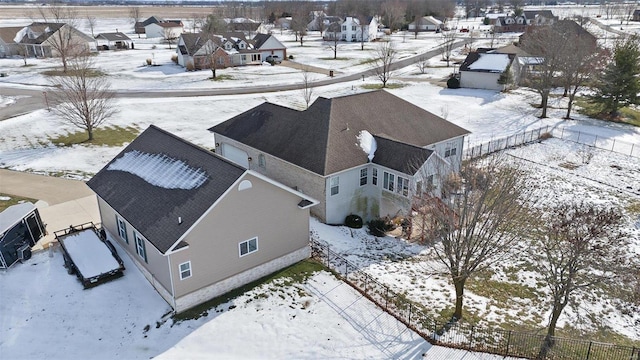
xmin=221 ymin=143 xmax=249 ymax=168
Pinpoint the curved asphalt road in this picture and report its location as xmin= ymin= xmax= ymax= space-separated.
xmin=0 ymin=39 xmax=468 ymax=120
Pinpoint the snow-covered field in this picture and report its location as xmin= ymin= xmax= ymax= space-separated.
xmin=1 ymin=6 xmax=640 ymax=357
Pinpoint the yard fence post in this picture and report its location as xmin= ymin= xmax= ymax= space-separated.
xmin=408 ymin=303 xmax=412 ymax=325
xmin=385 ymin=286 xmax=389 ymax=310
xmin=344 ymin=262 xmax=348 ymax=279
xmin=586 ymin=341 xmax=593 ymax=360
xmin=561 ymin=127 xmax=565 ymax=139
xmin=506 ymin=330 xmax=512 ymax=355
xmin=612 ymin=139 xmax=616 ymax=152
xmin=326 ymin=245 xmax=330 ymax=267
xmin=631 ymin=143 xmax=635 ymax=157
xmin=577 ymin=131 xmax=581 ymax=142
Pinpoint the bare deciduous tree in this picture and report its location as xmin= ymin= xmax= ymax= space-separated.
xmin=530 ymin=202 xmax=629 ymax=358
xmin=415 ymin=55 xmax=429 ymax=74
xmin=381 ymin=0 xmax=406 ymax=33
xmin=129 ymin=6 xmax=141 ymax=38
xmin=440 ymin=30 xmax=457 ymax=67
xmin=163 ymin=27 xmax=179 ymax=49
xmin=189 ymin=13 xmax=207 ymax=33
xmin=86 ymin=14 xmax=97 ymax=38
xmin=36 ymin=5 xmax=87 ymax=73
xmin=301 ymin=67 xmax=314 ymax=109
xmin=413 ymin=15 xmax=423 ymax=39
xmin=426 ymin=157 xmax=533 ymax=320
xmin=50 ymin=56 xmax=117 ymax=141
xmin=520 ymin=26 xmax=566 ymax=118
xmin=559 ymin=41 xmax=605 ymax=119
xmin=326 ymin=24 xmax=341 ymax=59
xmin=372 ymin=41 xmax=397 ymax=88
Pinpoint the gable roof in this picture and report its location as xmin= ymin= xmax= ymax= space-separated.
xmin=87 ymin=125 xmax=246 ymax=254
xmin=0 ymin=202 xmax=36 ymax=236
xmin=140 ymin=16 xmax=164 ymax=27
xmin=210 ymin=90 xmax=469 ymax=176
xmin=178 ymin=32 xmax=209 ymax=55
xmin=492 ymin=43 xmax=531 ymax=57
xmin=253 ymin=33 xmax=283 ymax=49
xmin=523 ymin=10 xmax=556 ymax=19
xmin=95 ymin=32 xmax=131 ymax=41
xmin=0 ymin=26 xmax=24 ymax=44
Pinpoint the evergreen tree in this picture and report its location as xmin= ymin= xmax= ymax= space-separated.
xmin=497 ymin=64 xmax=513 ymax=88
xmin=590 ymin=36 xmax=640 ymax=117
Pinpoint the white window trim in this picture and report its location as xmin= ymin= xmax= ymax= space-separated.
xmin=179 ymin=261 xmax=192 ymax=280
xmin=239 ymin=237 xmax=259 ymax=257
xmin=117 ymin=216 xmax=128 ymax=243
xmin=359 ymin=168 xmax=368 ymax=186
xmin=330 ymin=176 xmax=339 ymax=196
xmin=134 ymin=232 xmax=147 ymax=262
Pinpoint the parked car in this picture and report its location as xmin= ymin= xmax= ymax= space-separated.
xmin=266 ymin=55 xmax=282 ymax=64
xmin=459 ymin=28 xmax=469 ymax=33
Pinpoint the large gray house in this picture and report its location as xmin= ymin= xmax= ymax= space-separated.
xmin=210 ymin=90 xmax=470 ymax=224
xmin=87 ymin=125 xmax=317 ymax=313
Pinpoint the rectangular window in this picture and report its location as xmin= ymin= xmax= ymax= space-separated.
xmin=397 ymin=176 xmax=409 ymax=196
xmin=342 ymin=25 xmax=346 ymax=31
xmin=351 ymin=34 xmax=356 ymax=40
xmin=359 ymin=168 xmax=368 ymax=186
xmin=258 ymin=154 xmax=266 ymax=168
xmin=352 ymin=26 xmax=356 ymax=31
xmin=116 ymin=216 xmax=128 ymax=244
xmin=372 ymin=168 xmax=378 ymax=186
xmin=239 ymin=237 xmax=258 ymax=257
xmin=134 ymin=232 xmax=147 ymax=263
xmin=179 ymin=261 xmax=192 ymax=280
xmin=330 ymin=176 xmax=339 ymax=196
xmin=383 ymin=172 xmax=395 ymax=192
xmin=217 ymin=57 xmax=224 ymax=65
xmin=445 ymin=142 xmax=457 ymax=158
xmin=241 ymin=54 xmax=246 ymax=61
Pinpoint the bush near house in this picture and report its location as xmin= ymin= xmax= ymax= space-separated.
xmin=368 ymin=218 xmax=395 ymax=237
xmin=345 ymin=214 xmax=363 ymax=229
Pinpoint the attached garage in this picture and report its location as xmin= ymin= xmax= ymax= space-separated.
xmin=0 ymin=203 xmax=46 ymax=268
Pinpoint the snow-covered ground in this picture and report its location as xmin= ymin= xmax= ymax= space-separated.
xmin=0 ymin=239 xmax=520 ymax=360
xmin=0 ymin=7 xmax=639 ymax=356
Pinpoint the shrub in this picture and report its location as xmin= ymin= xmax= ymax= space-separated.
xmin=447 ymin=76 xmax=460 ymax=89
xmin=289 ymin=54 xmax=294 ymax=59
xmin=368 ymin=218 xmax=395 ymax=237
xmin=171 ymin=54 xmax=178 ymax=64
xmin=539 ymin=132 xmax=553 ymax=140
xmin=146 ymin=58 xmax=152 ymax=66
xmin=345 ymin=214 xmax=363 ymax=229
xmin=185 ymin=61 xmax=195 ymax=71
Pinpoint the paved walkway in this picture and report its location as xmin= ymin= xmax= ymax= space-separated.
xmin=0 ymin=169 xmax=93 ymax=205
xmin=0 ymin=169 xmax=99 ymax=250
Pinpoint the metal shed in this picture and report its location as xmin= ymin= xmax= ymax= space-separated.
xmin=0 ymin=203 xmax=46 ymax=268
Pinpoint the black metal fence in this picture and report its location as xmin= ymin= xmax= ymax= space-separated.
xmin=310 ymin=240 xmax=640 ymax=360
xmin=465 ymin=125 xmax=639 ymax=160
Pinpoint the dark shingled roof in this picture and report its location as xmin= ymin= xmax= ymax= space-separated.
xmin=210 ymin=90 xmax=469 ymax=176
xmin=96 ymin=32 xmax=131 ymax=41
xmin=372 ymin=135 xmax=433 ymax=174
xmin=253 ymin=33 xmax=275 ymax=49
xmin=87 ymin=125 xmax=245 ymax=254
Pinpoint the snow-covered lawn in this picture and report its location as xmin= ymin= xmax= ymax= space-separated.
xmin=311 ymin=138 xmax=640 ymax=342
xmin=1 ymin=7 xmax=639 ymax=353
xmin=0 ymin=240 xmax=520 ymax=360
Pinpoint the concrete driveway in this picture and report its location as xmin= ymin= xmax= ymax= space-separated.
xmin=0 ymin=169 xmax=100 ymax=250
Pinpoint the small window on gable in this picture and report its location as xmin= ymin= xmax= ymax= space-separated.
xmin=330 ymin=176 xmax=339 ymax=196
xmin=179 ymin=261 xmax=192 ymax=280
xmin=238 ymin=180 xmax=252 ymax=191
xmin=372 ymin=168 xmax=378 ymax=186
xmin=239 ymin=237 xmax=258 ymax=257
xmin=258 ymin=154 xmax=266 ymax=168
xmin=445 ymin=142 xmax=457 ymax=158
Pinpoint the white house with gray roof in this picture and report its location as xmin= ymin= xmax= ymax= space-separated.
xmin=87 ymin=125 xmax=317 ymax=313
xmin=210 ymin=90 xmax=470 ymax=225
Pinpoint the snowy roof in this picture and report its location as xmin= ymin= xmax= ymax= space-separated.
xmin=95 ymin=32 xmax=131 ymax=41
xmin=210 ymin=90 xmax=467 ymax=176
xmin=460 ymin=52 xmax=513 ymax=73
xmin=87 ymin=125 xmax=246 ymax=254
xmin=0 ymin=202 xmax=36 ymax=236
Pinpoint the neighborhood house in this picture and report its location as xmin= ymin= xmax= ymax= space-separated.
xmin=210 ymin=90 xmax=469 ymax=225
xmin=87 ymin=125 xmax=317 ymax=313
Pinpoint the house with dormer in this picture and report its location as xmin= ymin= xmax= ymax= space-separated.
xmin=338 ymin=16 xmax=379 ymax=42
xmin=494 ymin=14 xmax=527 ymax=33
xmin=87 ymin=125 xmax=317 ymax=313
xmin=209 ymin=90 xmax=469 ymax=225
xmin=177 ymin=32 xmax=262 ymax=70
xmin=14 ymin=22 xmax=96 ymax=58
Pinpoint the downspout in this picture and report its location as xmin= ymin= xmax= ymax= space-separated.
xmin=167 ymin=254 xmax=177 ymax=312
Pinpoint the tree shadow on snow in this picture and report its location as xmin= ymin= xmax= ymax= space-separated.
xmin=439 ymin=87 xmax=506 ymax=106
